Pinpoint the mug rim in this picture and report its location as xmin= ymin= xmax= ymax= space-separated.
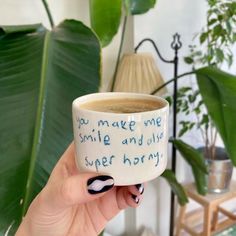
xmin=72 ymin=92 xmax=169 ymax=116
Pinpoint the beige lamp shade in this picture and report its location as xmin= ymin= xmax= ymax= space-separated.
xmin=113 ymin=53 xmax=167 ymax=95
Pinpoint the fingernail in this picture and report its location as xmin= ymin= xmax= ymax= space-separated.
xmin=135 ymin=183 xmax=144 ymax=194
xmin=87 ymin=175 xmax=114 ymax=194
xmin=131 ymin=194 xmax=139 ymax=204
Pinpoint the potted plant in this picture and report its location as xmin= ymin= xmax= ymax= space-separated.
xmin=175 ymin=0 xmax=236 ymax=193
xmin=176 ymin=85 xmax=233 ymax=193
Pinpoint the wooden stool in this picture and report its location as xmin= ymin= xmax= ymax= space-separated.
xmin=175 ymin=181 xmax=236 ymax=236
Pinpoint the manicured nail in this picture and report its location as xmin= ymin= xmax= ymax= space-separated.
xmin=131 ymin=194 xmax=139 ymax=204
xmin=135 ymin=183 xmax=144 ymax=194
xmin=87 ymin=175 xmax=114 ymax=194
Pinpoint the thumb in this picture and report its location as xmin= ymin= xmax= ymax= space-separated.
xmin=41 ymin=174 xmax=114 ymax=210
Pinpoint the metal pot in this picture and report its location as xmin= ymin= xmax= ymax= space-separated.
xmin=198 ymin=147 xmax=233 ymax=193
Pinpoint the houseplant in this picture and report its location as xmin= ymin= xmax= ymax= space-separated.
xmin=176 ymin=0 xmax=236 ymax=193
xmin=0 ymin=19 xmax=101 ymax=236
xmin=1 ymin=1 xmax=175 ymax=235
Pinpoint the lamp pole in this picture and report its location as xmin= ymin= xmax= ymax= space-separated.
xmin=135 ymin=34 xmax=182 ymax=236
xmin=170 ymin=33 xmax=182 ymax=236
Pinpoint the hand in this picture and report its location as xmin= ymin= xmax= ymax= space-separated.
xmin=16 ymin=143 xmax=145 ymax=236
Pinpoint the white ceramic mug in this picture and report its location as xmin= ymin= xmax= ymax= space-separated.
xmin=72 ymin=92 xmax=169 ymax=185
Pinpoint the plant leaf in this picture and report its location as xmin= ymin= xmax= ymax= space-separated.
xmin=89 ymin=0 xmax=122 ymax=47
xmin=191 ymin=164 xmax=207 ymax=195
xmin=0 ymin=24 xmax=45 ymax=235
xmin=196 ymin=66 xmax=236 ymax=165
xmin=165 ymin=95 xmax=172 ymax=106
xmin=125 ymin=0 xmax=156 ymax=15
xmin=208 ymin=18 xmax=217 ymax=26
xmin=0 ymin=24 xmax=44 ymax=35
xmin=161 ymin=169 xmax=188 ymax=206
xmin=0 ymin=20 xmax=100 ymax=234
xmin=213 ymin=24 xmax=222 ymax=35
xmin=200 ymin=32 xmax=208 ymax=44
xmin=171 ymin=139 xmax=208 ymax=195
xmin=215 ymin=48 xmax=224 ymax=62
xmin=172 ymin=139 xmax=208 ymax=174
xmin=178 ymin=125 xmax=189 ymax=138
xmin=184 ymin=56 xmax=194 ymax=64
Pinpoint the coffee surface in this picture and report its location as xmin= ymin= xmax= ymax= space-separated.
xmin=80 ymin=98 xmax=163 ymax=113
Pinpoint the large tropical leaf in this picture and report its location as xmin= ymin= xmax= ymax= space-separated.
xmin=161 ymin=169 xmax=188 ymax=206
xmin=124 ymin=0 xmax=156 ymax=15
xmin=0 ymin=24 xmax=45 ymax=235
xmin=0 ymin=24 xmax=42 ymax=34
xmin=172 ymin=139 xmax=208 ymax=195
xmin=196 ymin=66 xmax=236 ymax=165
xmin=89 ymin=0 xmax=122 ymax=47
xmin=89 ymin=0 xmax=157 ymax=47
xmin=0 ymin=20 xmax=100 ymax=235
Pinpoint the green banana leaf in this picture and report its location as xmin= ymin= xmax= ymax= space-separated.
xmin=124 ymin=0 xmax=156 ymax=15
xmin=89 ymin=0 xmax=157 ymax=47
xmin=172 ymin=139 xmax=208 ymax=195
xmin=196 ymin=67 xmax=236 ymax=165
xmin=0 ymin=20 xmax=100 ymax=235
xmin=0 ymin=24 xmax=42 ymax=34
xmin=89 ymin=0 xmax=122 ymax=47
xmin=161 ymin=169 xmax=188 ymax=206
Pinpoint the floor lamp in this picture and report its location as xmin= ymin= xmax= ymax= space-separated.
xmin=134 ymin=34 xmax=182 ymax=236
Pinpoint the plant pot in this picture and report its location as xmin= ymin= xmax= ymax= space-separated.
xmin=198 ymin=147 xmax=233 ymax=193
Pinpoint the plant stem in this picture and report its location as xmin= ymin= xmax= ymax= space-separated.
xmin=205 ymin=126 xmax=211 ymax=159
xmin=111 ymin=15 xmax=128 ymax=91
xmin=189 ymin=84 xmax=206 ymax=143
xmin=42 ymin=0 xmax=55 ymax=28
xmin=190 ymin=66 xmax=206 ymax=143
xmin=212 ymin=129 xmax=217 ymax=158
xmin=21 ymin=32 xmax=51 ymax=217
xmin=196 ymin=114 xmax=206 ymax=145
xmin=151 ymin=71 xmax=195 ymax=95
xmin=207 ymin=10 xmax=210 ymax=66
xmin=208 ymin=120 xmax=218 ymax=159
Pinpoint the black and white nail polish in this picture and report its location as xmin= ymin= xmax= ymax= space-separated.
xmin=131 ymin=194 xmax=139 ymax=204
xmin=135 ymin=184 xmax=144 ymax=194
xmin=87 ymin=175 xmax=114 ymax=194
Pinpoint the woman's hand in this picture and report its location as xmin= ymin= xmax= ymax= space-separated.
xmin=16 ymin=143 xmax=144 ymax=236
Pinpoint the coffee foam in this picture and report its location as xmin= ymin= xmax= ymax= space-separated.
xmin=79 ymin=98 xmax=164 ymax=114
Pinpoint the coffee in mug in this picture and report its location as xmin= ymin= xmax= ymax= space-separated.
xmin=72 ymin=92 xmax=169 ymax=185
xmin=79 ymin=98 xmax=164 ymax=113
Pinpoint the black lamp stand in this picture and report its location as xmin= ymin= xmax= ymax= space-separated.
xmin=135 ymin=34 xmax=182 ymax=236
